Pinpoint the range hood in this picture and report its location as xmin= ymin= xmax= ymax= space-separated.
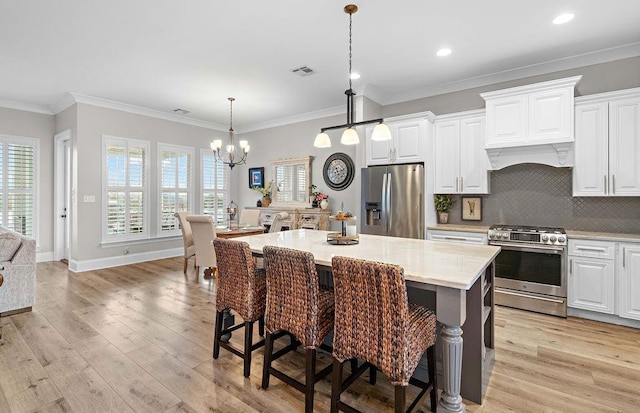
xmin=481 ymin=76 xmax=581 ymax=170
xmin=485 ymin=143 xmax=573 ymax=170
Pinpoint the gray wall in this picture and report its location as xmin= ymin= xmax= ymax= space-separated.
xmin=0 ymin=107 xmax=55 ymax=257
xmin=237 ymin=113 xmax=358 ymax=232
xmin=384 ymin=56 xmax=640 ymax=117
xmin=71 ymin=103 xmax=228 ymax=263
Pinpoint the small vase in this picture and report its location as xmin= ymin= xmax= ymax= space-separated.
xmin=320 ymin=199 xmax=329 ymax=210
xmin=262 ymin=197 xmax=271 ymax=207
xmin=438 ymin=212 xmax=449 ymax=224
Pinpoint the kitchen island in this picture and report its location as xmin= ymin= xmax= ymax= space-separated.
xmin=241 ymin=229 xmax=500 ymax=412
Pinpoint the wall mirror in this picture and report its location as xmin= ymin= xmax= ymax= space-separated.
xmin=270 ymin=156 xmax=312 ymax=208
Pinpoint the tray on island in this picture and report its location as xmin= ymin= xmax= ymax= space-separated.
xmin=327 ymin=232 xmax=359 ymax=245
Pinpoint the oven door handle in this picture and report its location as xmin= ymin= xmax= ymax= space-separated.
xmin=489 ymin=241 xmax=565 ymax=254
xmin=496 ymin=288 xmax=565 ymax=304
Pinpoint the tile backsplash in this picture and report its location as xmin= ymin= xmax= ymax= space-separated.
xmin=445 ymin=163 xmax=640 ymax=234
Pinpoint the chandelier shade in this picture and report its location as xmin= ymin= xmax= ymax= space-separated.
xmin=210 ymin=97 xmax=249 ymax=169
xmin=314 ymin=4 xmax=390 ymax=148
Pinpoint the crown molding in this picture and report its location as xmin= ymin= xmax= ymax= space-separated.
xmin=238 ymin=104 xmax=345 ymax=134
xmin=382 ymin=42 xmax=640 ymax=106
xmin=0 ymin=98 xmax=54 ymax=115
xmin=62 ymin=92 xmax=228 ymax=131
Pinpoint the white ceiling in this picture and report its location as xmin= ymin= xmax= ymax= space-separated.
xmin=1 ymin=0 xmax=639 ymax=132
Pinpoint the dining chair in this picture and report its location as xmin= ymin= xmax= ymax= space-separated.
xmin=268 ymin=212 xmax=289 ymax=233
xmin=186 ymin=215 xmax=217 ymax=281
xmin=261 ymin=245 xmax=334 ymax=413
xmin=330 ymin=256 xmax=437 ymax=413
xmin=212 ymin=238 xmax=266 ymax=377
xmin=239 ymin=208 xmax=261 ymax=227
xmin=174 ymin=211 xmax=195 ymax=274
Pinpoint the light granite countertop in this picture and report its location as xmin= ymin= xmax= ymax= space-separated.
xmin=566 ymin=230 xmax=640 ymax=243
xmin=427 ymin=224 xmax=640 ymax=243
xmin=242 ymin=229 xmax=500 ymax=290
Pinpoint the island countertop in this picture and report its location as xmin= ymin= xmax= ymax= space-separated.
xmin=241 ymin=229 xmax=500 ymax=290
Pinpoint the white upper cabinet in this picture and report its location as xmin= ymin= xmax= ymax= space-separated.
xmin=482 ymin=76 xmax=581 ymax=149
xmin=434 ymin=110 xmax=489 ymax=194
xmin=481 ymin=76 xmax=581 ymax=169
xmin=573 ymin=88 xmax=640 ymax=196
xmin=366 ymin=112 xmax=434 ymax=166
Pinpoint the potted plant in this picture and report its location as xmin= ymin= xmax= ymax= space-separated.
xmin=434 ymin=194 xmax=455 ymax=224
xmin=252 ymin=180 xmax=273 ymax=207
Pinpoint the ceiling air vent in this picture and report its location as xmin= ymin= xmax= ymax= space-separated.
xmin=173 ymin=108 xmax=190 ymax=115
xmin=291 ymin=66 xmax=316 ymax=77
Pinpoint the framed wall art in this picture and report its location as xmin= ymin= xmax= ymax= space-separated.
xmin=461 ymin=197 xmax=482 ymax=221
xmin=249 ymin=167 xmax=264 ymax=188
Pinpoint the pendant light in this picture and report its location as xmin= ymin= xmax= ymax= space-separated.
xmin=210 ymin=97 xmax=249 ymax=169
xmin=314 ymin=4 xmax=391 ymax=148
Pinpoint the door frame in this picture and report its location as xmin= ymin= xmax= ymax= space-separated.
xmin=54 ymin=129 xmax=71 ymax=262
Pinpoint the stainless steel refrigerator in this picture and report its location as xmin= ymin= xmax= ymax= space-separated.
xmin=361 ymin=163 xmax=424 ymax=239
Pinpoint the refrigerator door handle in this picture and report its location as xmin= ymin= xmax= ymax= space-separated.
xmin=386 ymin=172 xmax=392 ymax=233
xmin=381 ymin=172 xmax=388 ymax=233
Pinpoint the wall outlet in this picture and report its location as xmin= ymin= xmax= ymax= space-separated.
xmin=83 ymin=195 xmax=96 ymax=202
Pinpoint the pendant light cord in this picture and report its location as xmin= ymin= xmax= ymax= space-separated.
xmin=348 ymin=11 xmax=353 ymax=92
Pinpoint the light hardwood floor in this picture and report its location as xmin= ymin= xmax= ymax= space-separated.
xmin=1 ymin=258 xmax=639 ymax=412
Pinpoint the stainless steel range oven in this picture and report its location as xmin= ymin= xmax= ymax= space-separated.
xmin=489 ymin=225 xmax=568 ymax=317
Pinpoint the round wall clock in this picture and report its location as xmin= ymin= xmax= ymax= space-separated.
xmin=323 ymin=152 xmax=355 ymax=191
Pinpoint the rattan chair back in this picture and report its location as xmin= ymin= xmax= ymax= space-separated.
xmin=263 ymin=245 xmax=332 ymax=348
xmin=332 ymin=256 xmax=429 ymax=386
xmin=213 ymin=238 xmax=266 ymax=322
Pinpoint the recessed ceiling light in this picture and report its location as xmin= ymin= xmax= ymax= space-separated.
xmin=350 ymin=72 xmax=361 ymax=80
xmin=553 ymin=13 xmax=574 ymax=24
xmin=436 ymin=48 xmax=452 ymax=57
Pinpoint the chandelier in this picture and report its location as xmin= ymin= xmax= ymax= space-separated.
xmin=313 ymin=4 xmax=391 ymax=148
xmin=210 ymin=97 xmax=250 ymax=169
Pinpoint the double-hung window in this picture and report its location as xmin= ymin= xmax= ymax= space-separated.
xmin=103 ymin=136 xmax=149 ymax=242
xmin=0 ymin=136 xmax=38 ymax=238
xmin=159 ymin=144 xmax=193 ymax=236
xmin=201 ymin=150 xmax=230 ymax=226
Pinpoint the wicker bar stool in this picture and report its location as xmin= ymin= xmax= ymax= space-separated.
xmin=330 ymin=256 xmax=437 ymax=413
xmin=212 ymin=238 xmax=266 ymax=378
xmin=261 ymin=246 xmax=334 ymax=413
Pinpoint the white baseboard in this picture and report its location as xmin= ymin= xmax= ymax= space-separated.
xmin=37 ymin=251 xmax=54 ymax=263
xmin=68 ymin=248 xmax=183 ymax=273
xmin=568 ymin=307 xmax=640 ymax=329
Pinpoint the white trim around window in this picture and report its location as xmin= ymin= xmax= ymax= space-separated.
xmin=0 ymin=134 xmax=39 ymax=240
xmin=102 ymin=135 xmax=150 ymax=243
xmin=158 ymin=143 xmax=194 ymax=236
xmin=201 ymin=149 xmax=230 ymax=226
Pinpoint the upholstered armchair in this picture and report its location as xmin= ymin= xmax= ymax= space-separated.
xmin=269 ymin=212 xmax=289 ymax=233
xmin=239 ymin=209 xmax=261 ymax=227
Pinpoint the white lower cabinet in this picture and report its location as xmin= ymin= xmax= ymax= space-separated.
xmin=618 ymin=243 xmax=640 ymax=320
xmin=568 ymin=239 xmax=615 ymax=314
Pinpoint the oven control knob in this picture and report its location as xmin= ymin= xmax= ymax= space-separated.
xmin=501 ymin=232 xmax=509 ymax=239
xmin=558 ymin=236 xmax=566 ymax=243
xmin=542 ymin=234 xmax=549 ymax=242
xmin=550 ymin=235 xmax=557 ymax=243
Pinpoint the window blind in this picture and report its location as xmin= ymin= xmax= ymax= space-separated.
xmin=159 ymin=144 xmax=193 ymax=234
xmin=104 ymin=137 xmax=149 ymax=241
xmin=0 ymin=140 xmax=37 ymax=237
xmin=202 ymin=150 xmax=230 ymax=226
